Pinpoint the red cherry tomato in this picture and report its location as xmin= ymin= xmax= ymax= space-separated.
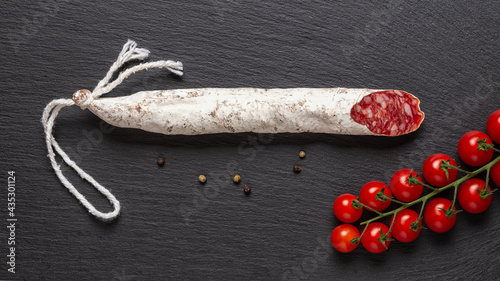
xmin=424 ymin=198 xmax=457 ymax=233
xmin=361 ymin=222 xmax=391 ymax=253
xmin=491 ymin=162 xmax=500 ymax=187
xmin=333 ymin=194 xmax=363 ymax=223
xmin=390 ymin=169 xmax=424 ymax=202
xmin=458 ymin=178 xmax=492 ymax=214
xmin=458 ymin=131 xmax=494 ymax=166
xmin=422 ymin=154 xmax=458 ymax=187
xmin=359 ymin=181 xmax=392 ymax=212
xmin=487 ymin=109 xmax=500 ymax=144
xmin=391 ymin=209 xmax=422 ymax=242
xmin=331 ymin=224 xmax=360 ymax=253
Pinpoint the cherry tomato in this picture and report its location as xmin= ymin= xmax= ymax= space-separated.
xmin=390 ymin=169 xmax=424 ymax=202
xmin=487 ymin=109 xmax=500 ymax=144
xmin=458 ymin=178 xmax=492 ymax=214
xmin=491 ymin=162 xmax=500 ymax=187
xmin=359 ymin=181 xmax=392 ymax=212
xmin=422 ymin=154 xmax=458 ymax=187
xmin=424 ymin=198 xmax=457 ymax=233
xmin=361 ymin=222 xmax=391 ymax=253
xmin=331 ymin=224 xmax=360 ymax=253
xmin=391 ymin=209 xmax=422 ymax=242
xmin=458 ymin=131 xmax=494 ymax=166
xmin=333 ymin=194 xmax=363 ymax=223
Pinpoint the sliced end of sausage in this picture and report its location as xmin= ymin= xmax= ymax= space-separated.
xmin=350 ymin=90 xmax=425 ymax=136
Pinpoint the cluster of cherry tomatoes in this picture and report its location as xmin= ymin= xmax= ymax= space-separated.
xmin=331 ymin=109 xmax=500 ymax=254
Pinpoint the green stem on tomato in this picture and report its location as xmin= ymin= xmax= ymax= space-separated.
xmin=379 ymin=212 xmax=397 ymax=247
xmin=352 ymin=223 xmax=370 ymax=244
xmin=411 ymin=199 xmax=427 ymax=231
xmin=477 ymin=139 xmax=500 ymax=154
xmin=451 ymin=184 xmax=458 ymax=209
xmin=360 ymin=154 xmax=500 ymax=226
xmin=444 ymin=184 xmax=462 ymax=218
xmin=479 ymin=167 xmax=498 ymax=199
xmin=388 ymin=197 xmax=407 ymax=205
xmin=484 ymin=167 xmax=491 ymax=193
xmin=387 ymin=210 xmax=398 ymax=234
xmin=408 ymin=177 xmax=438 ymax=191
xmin=422 ymin=182 xmax=439 ymax=191
xmin=445 ymin=163 xmax=471 ymax=175
xmin=353 ymin=199 xmax=383 ymax=215
xmin=417 ymin=199 xmax=426 ymax=222
xmin=378 ymin=192 xmax=407 ymax=205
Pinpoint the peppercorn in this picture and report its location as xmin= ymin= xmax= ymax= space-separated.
xmin=233 ymin=174 xmax=241 ymax=184
xmin=198 ymin=175 xmax=207 ymax=183
xmin=293 ymin=164 xmax=301 ymax=173
xmin=157 ymin=157 xmax=165 ymax=166
xmin=299 ymin=150 xmax=306 ymax=159
xmin=243 ymin=184 xmax=251 ymax=194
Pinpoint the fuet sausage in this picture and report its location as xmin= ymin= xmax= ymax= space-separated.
xmin=72 ymin=87 xmax=423 ymax=136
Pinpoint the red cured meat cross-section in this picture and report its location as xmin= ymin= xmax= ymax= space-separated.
xmin=350 ymin=90 xmax=425 ymax=136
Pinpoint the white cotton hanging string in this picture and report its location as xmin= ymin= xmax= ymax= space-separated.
xmin=42 ymin=40 xmax=183 ymax=220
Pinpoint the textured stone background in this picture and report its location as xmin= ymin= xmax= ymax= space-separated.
xmin=1 ymin=1 xmax=499 ymax=280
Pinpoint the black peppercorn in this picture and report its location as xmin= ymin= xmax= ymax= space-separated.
xmin=157 ymin=157 xmax=165 ymax=166
xmin=293 ymin=164 xmax=301 ymax=173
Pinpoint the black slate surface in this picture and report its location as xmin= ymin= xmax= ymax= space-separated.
xmin=1 ymin=1 xmax=500 ymax=280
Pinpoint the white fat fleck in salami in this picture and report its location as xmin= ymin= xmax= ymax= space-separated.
xmin=73 ymin=88 xmax=424 ymax=136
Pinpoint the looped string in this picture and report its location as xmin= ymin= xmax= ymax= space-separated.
xmin=42 ymin=40 xmax=183 ymax=221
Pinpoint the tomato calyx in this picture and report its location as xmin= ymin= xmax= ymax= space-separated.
xmin=477 ymin=138 xmax=495 ymax=152
xmin=476 ymin=138 xmax=500 ymax=154
xmin=406 ymin=171 xmax=424 ymax=185
xmin=350 ymin=237 xmax=360 ymax=245
xmin=410 ymin=219 xmax=426 ymax=232
xmin=350 ymin=199 xmax=363 ymax=210
xmin=375 ymin=187 xmax=391 ymax=202
xmin=377 ymin=228 xmax=394 ymax=249
xmin=478 ymin=184 xmax=497 ymax=200
xmin=439 ymin=159 xmax=455 ymax=180
xmin=438 ymin=158 xmax=471 ymax=179
xmin=439 ymin=206 xmax=462 ymax=219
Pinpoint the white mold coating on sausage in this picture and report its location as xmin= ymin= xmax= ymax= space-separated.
xmin=78 ymin=88 xmax=423 ymax=136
